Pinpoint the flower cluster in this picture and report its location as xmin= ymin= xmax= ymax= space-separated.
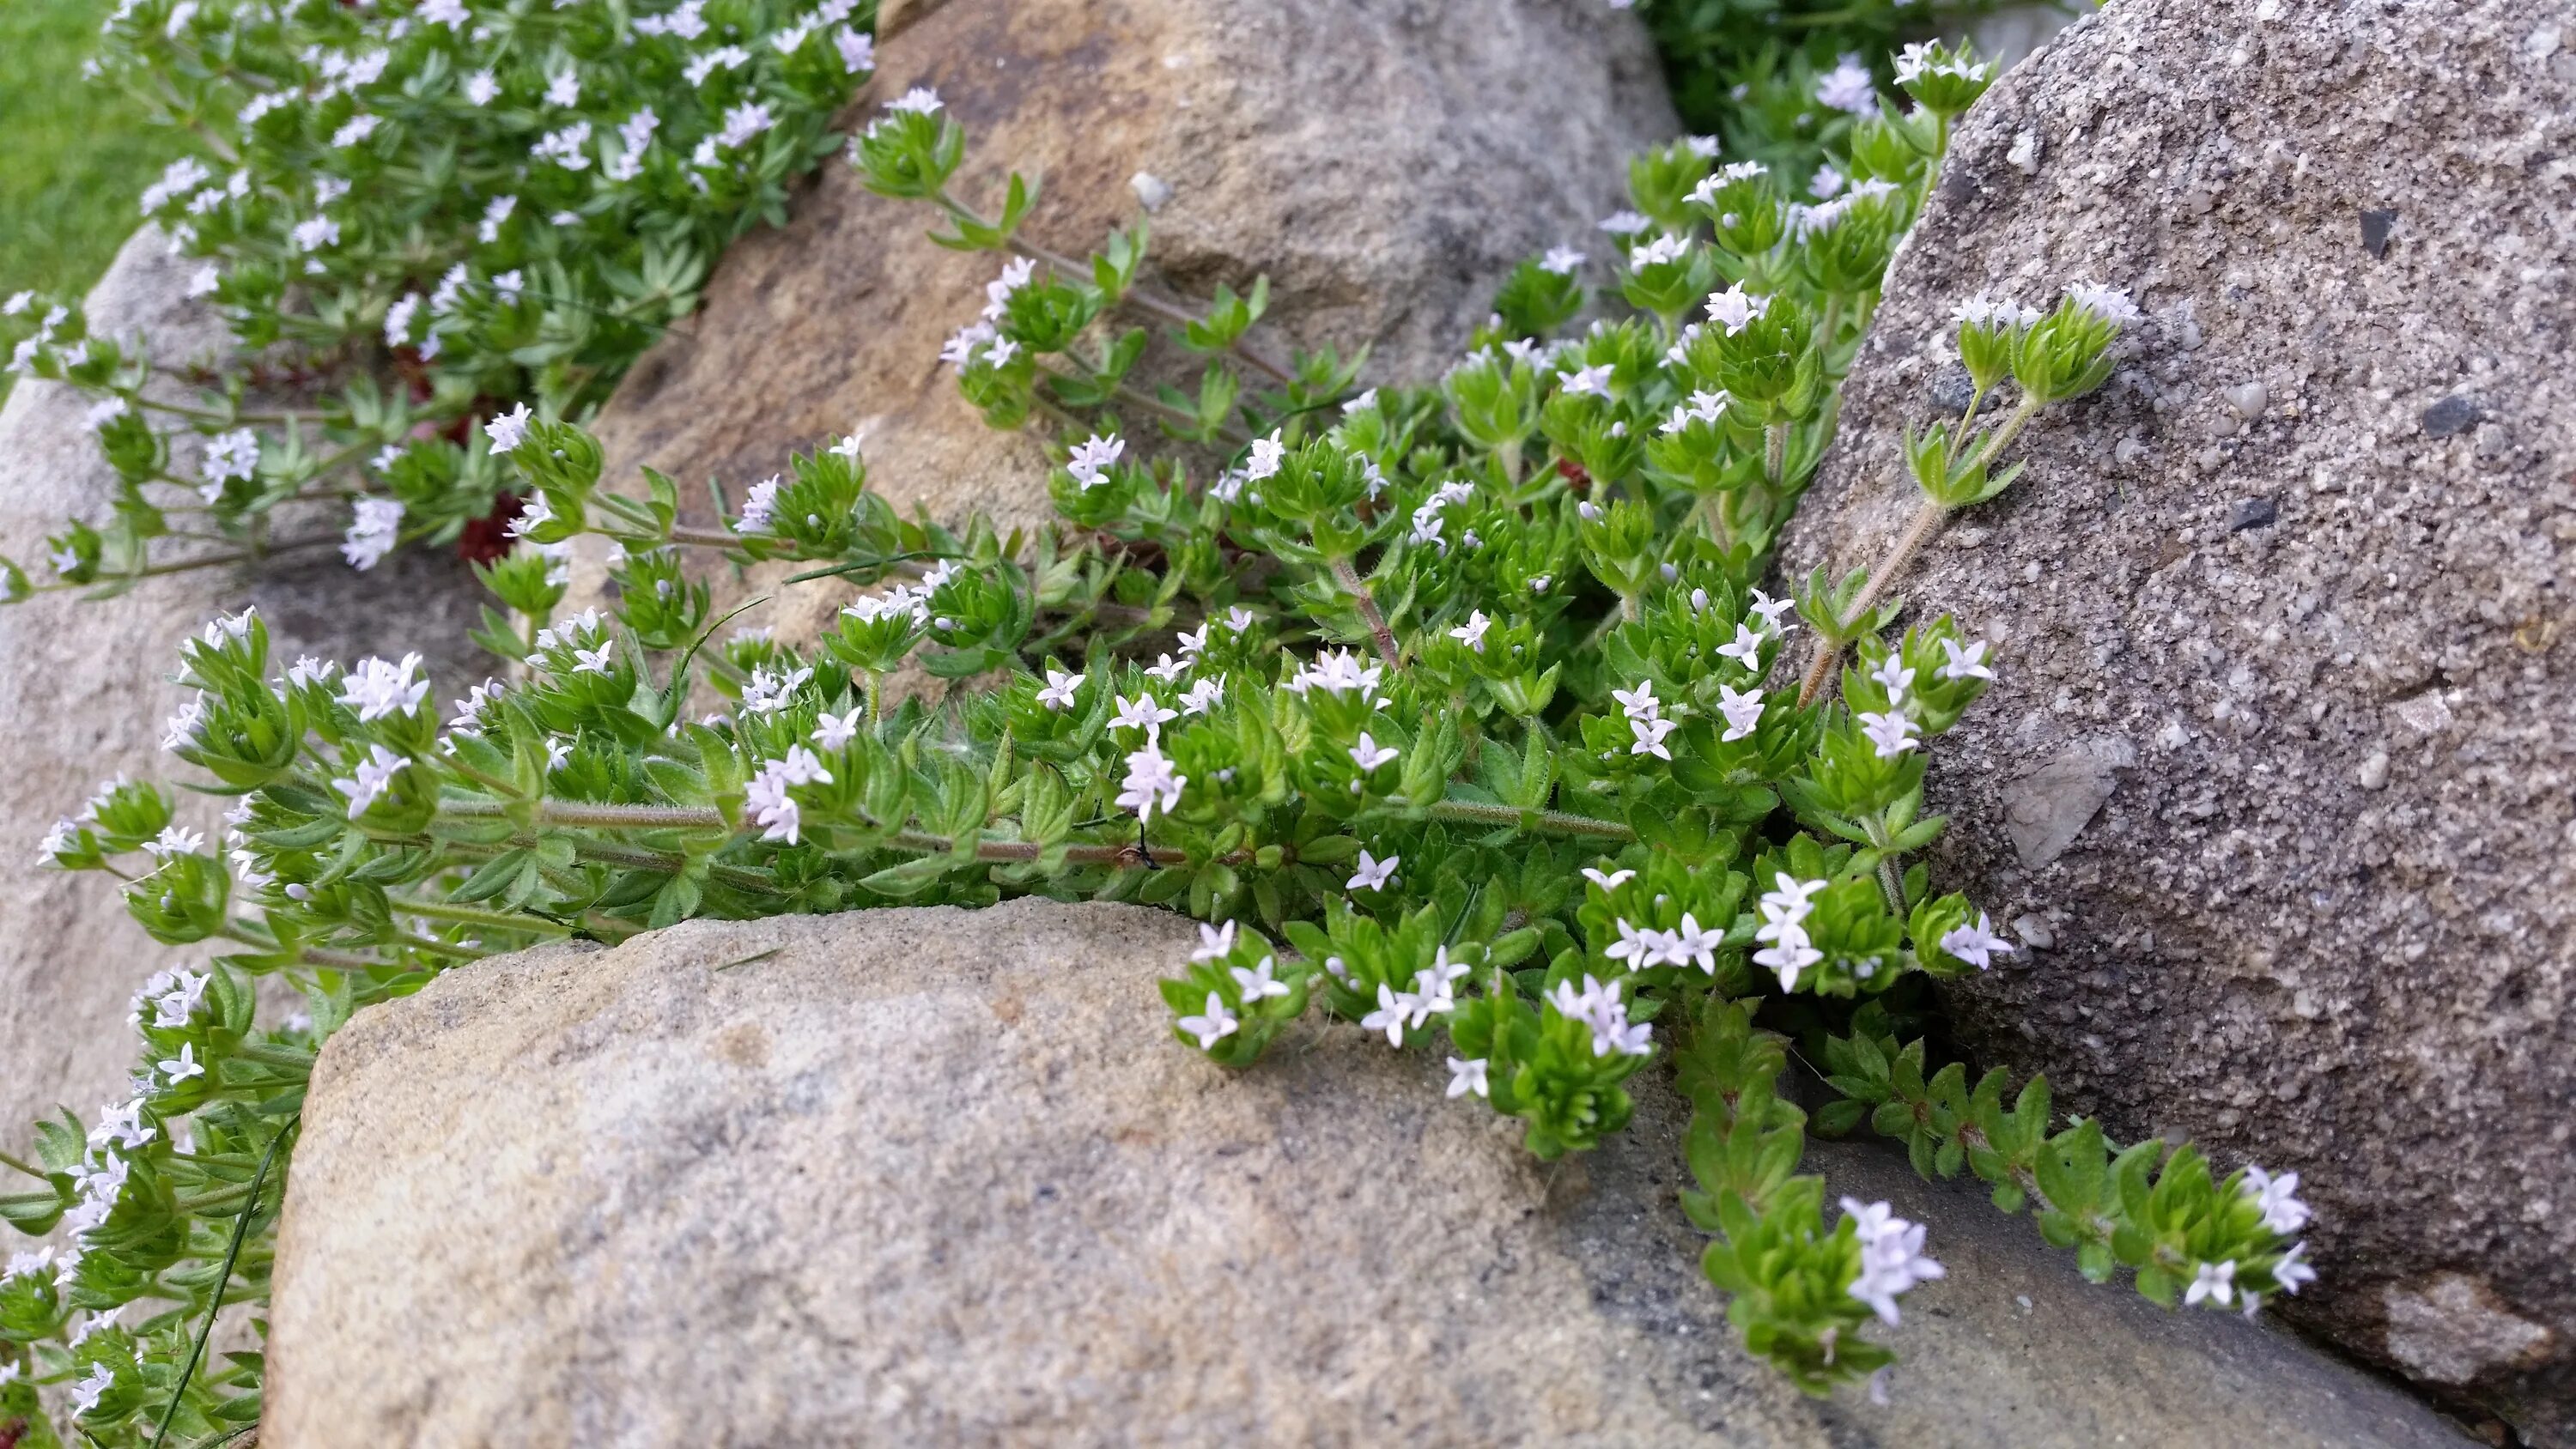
xmin=0 ymin=33 xmax=2317 ymax=1438
xmin=0 ymin=0 xmax=876 ymax=605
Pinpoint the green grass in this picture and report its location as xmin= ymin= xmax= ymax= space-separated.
xmin=0 ymin=0 xmax=176 ymax=300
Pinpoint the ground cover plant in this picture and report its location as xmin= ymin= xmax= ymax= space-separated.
xmin=0 ymin=10 xmax=2321 ymax=1444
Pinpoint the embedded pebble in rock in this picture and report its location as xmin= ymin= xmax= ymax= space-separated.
xmin=263 ymin=901 xmax=2470 ymax=1448
xmin=0 ymin=227 xmax=485 ymax=1148
xmin=1776 ymin=0 xmax=2574 ymax=1438
xmin=564 ymin=0 xmax=1673 ymax=658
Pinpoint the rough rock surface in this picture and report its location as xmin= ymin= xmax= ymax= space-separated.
xmin=0 ymin=227 xmax=486 ymax=1143
xmin=265 ymin=900 xmax=2466 ymax=1448
xmin=1776 ymin=1 xmax=2574 ymax=1437
xmin=567 ymin=0 xmax=1676 ymax=649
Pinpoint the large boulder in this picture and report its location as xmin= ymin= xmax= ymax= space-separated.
xmin=568 ymin=0 xmax=1677 ymax=646
xmin=264 ymin=899 xmax=2466 ymax=1447
xmin=1776 ymin=0 xmax=2574 ymax=1437
xmin=0 ymin=228 xmax=487 ymax=1149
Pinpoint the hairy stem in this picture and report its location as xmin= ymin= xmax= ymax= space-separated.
xmin=1327 ymin=557 xmax=1403 ymax=671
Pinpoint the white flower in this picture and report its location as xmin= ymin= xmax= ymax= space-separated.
xmin=1347 ymin=848 xmax=1398 ymax=893
xmin=744 ymin=767 xmax=801 ymax=845
xmin=1668 ymin=913 xmax=1723 ymax=973
xmin=1610 ymin=680 xmax=1660 ymax=720
xmin=1706 ymin=283 xmax=1768 ymax=336
xmin=159 ymin=1040 xmax=205 ymax=1084
xmin=1661 ymin=388 xmax=1728 ymax=435
xmin=477 ymin=192 xmax=517 ymax=243
xmin=1143 ymin=652 xmax=1189 ymax=684
xmin=1596 ymin=210 xmax=1649 ymax=235
xmin=1244 ymin=430 xmax=1286 ymax=482
xmin=1290 ymin=648 xmax=1384 ymax=704
xmin=184 ymin=263 xmax=222 ymax=299
xmin=733 ymin=475 xmax=781 ymax=533
xmin=1938 ymin=912 xmax=2014 ymax=969
xmin=683 ymin=45 xmax=752 ymax=86
xmin=1938 ymin=636 xmax=1995 ymax=682
xmin=533 ymin=120 xmax=594 ymax=170
xmin=1066 ymin=432 xmax=1124 ymax=489
xmin=338 ymin=652 xmax=430 ymax=722
xmin=1177 ymin=992 xmax=1238 ymax=1050
xmin=506 ymin=491 xmax=554 ymax=541
xmin=1448 ymin=610 xmax=1492 ymax=652
xmin=1446 ymin=1055 xmax=1490 ymax=1100
xmin=331 ymin=113 xmax=380 ymax=149
xmin=72 ymin=1362 xmax=117 ymax=1415
xmin=142 ymin=825 xmax=205 ymax=862
xmin=1580 ymin=867 xmax=1634 ymax=892
xmin=2184 ymin=1259 xmax=2238 ymax=1307
xmin=490 ymin=269 xmax=525 ymax=301
xmin=2273 ymin=1241 xmax=2317 ymax=1295
xmin=886 ymin=85 xmax=943 ymax=114
xmin=1539 ymin=246 xmax=1586 ymax=275
xmin=333 ymin=743 xmax=408 ymax=818
xmin=160 ymin=694 xmax=209 ymax=753
xmin=290 ymin=215 xmax=340 ymax=252
xmin=1716 ymin=682 xmax=1765 ymax=742
xmin=738 ymin=664 xmax=813 ymax=716
xmin=714 ymin=100 xmax=775 ymax=151
xmin=1036 ymin=666 xmax=1081 ymax=711
xmin=1815 ymin=54 xmax=1879 ymax=116
xmin=1809 ymin=161 xmax=1846 ymax=199
xmin=1605 ymin=917 xmax=1653 ymax=967
xmin=543 ymin=65 xmax=581 ymax=107
xmin=1747 ymin=588 xmax=1796 ymax=632
xmin=1224 ymin=606 xmax=1258 ymax=634
xmin=1115 ymin=738 xmax=1185 ymax=822
xmin=463 ymin=68 xmax=500 ymax=105
xmin=1561 ymin=363 xmax=1614 ymax=398
xmin=1628 ymin=233 xmax=1688 ymax=270
xmin=1953 ymin=294 xmax=2038 ymax=331
xmin=1189 ymin=919 xmax=1237 ymax=963
xmin=1753 ymin=925 xmax=1821 ymax=992
xmin=201 ymin=427 xmax=260 ymax=487
xmin=2240 ymin=1167 xmax=2312 ymax=1236
xmin=2065 ymin=280 xmax=2140 ymax=327
xmin=835 ymin=27 xmax=875 ymax=72
xmin=340 ymin=496 xmax=404 ymax=570
xmin=1844 ymin=1197 xmax=1945 ymax=1325
xmin=1348 ymin=733 xmax=1400 ymax=773
xmin=768 ymin=745 xmax=834 ymax=788
xmin=483 ymin=402 xmax=532 ymax=453
xmin=1629 ymin=714 xmax=1678 ymax=760
xmin=1179 ymin=675 xmax=1225 ymax=716
xmin=1111 ymin=691 xmax=1177 ymax=737
xmin=1870 ymin=657 xmax=1917 ymax=701
xmin=811 ymin=709 xmax=860 ymax=752
xmin=420 ymin=0 xmax=470 ymax=28
xmin=1230 ymin=955 xmax=1291 ymax=1001
xmin=1858 ymin=709 xmax=1920 ymax=759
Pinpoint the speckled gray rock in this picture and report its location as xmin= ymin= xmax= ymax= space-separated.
xmin=565 ymin=0 xmax=1675 ymax=651
xmin=1777 ymin=1 xmax=2574 ymax=1438
xmin=263 ymin=900 xmax=2467 ymax=1448
xmin=0 ymin=227 xmax=485 ymax=1145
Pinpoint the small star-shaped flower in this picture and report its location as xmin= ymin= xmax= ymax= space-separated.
xmin=1347 ymin=849 xmax=1399 ymax=893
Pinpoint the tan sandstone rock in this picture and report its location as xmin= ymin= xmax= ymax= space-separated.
xmin=567 ymin=0 xmax=1678 ymax=650
xmin=264 ymin=899 xmax=2467 ymax=1448
xmin=1774 ymin=0 xmax=2575 ymax=1438
xmin=0 ymin=228 xmax=486 ymax=1146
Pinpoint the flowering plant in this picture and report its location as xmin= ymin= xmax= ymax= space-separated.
xmin=1 ymin=34 xmax=2318 ymax=1442
xmin=0 ymin=0 xmax=875 ymax=601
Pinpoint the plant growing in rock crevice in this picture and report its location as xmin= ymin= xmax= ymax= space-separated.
xmin=3 ymin=31 xmax=2318 ymax=1443
xmin=0 ymin=0 xmax=876 ymax=604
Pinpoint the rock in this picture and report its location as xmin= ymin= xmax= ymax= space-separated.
xmin=2227 ymin=496 xmax=2276 ymax=532
xmin=264 ymin=900 xmax=2469 ymax=1448
xmin=2421 ymin=394 xmax=2482 ymax=440
xmin=0 ymin=227 xmax=486 ymax=1149
xmin=1776 ymin=0 xmax=2575 ymax=1436
xmin=565 ymin=0 xmax=1674 ymax=651
xmin=2360 ymin=208 xmax=2397 ymax=260
xmin=1998 ymin=736 xmax=2132 ymax=869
